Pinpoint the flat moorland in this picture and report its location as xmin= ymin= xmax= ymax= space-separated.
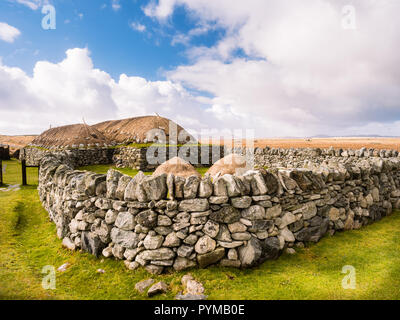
xmin=208 ymin=137 xmax=400 ymax=151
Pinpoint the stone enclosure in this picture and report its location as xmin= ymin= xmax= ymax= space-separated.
xmin=37 ymin=146 xmax=400 ymax=274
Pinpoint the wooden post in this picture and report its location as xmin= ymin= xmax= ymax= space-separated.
xmin=0 ymin=159 xmax=3 ymax=186
xmin=22 ymin=159 xmax=27 ymax=186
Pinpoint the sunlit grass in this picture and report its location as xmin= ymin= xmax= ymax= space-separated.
xmin=1 ymin=159 xmax=399 ymax=300
xmin=78 ymin=164 xmax=210 ymax=177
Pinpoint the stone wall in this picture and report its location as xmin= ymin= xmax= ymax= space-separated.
xmin=20 ymin=147 xmax=114 ymax=167
xmin=224 ymin=146 xmax=400 ymax=170
xmin=113 ymin=145 xmax=225 ymax=171
xmin=38 ymin=150 xmax=400 ymax=274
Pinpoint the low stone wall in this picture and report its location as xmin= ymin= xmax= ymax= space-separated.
xmin=38 ymin=150 xmax=400 ymax=274
xmin=20 ymin=147 xmax=114 ymax=167
xmin=113 ymin=145 xmax=225 ymax=171
xmin=225 ymin=146 xmax=400 ymax=169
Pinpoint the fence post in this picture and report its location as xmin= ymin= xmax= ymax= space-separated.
xmin=0 ymin=159 xmax=3 ymax=186
xmin=22 ymin=159 xmax=27 ymax=186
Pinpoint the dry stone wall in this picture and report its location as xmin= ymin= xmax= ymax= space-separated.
xmin=20 ymin=147 xmax=114 ymax=167
xmin=38 ymin=149 xmax=400 ymax=274
xmin=225 ymin=146 xmax=400 ymax=169
xmin=113 ymin=145 xmax=225 ymax=171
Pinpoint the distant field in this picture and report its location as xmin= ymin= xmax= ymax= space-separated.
xmin=0 ymin=135 xmax=36 ymax=152
xmin=2 ymin=134 xmax=400 ymax=153
xmin=78 ymin=164 xmax=209 ymax=176
xmin=208 ymin=137 xmax=400 ymax=151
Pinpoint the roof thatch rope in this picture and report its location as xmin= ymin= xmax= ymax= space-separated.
xmin=30 ymin=123 xmax=110 ymax=148
xmin=153 ymin=157 xmax=201 ymax=178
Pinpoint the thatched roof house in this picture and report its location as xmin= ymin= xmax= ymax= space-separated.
xmin=153 ymin=157 xmax=201 ymax=178
xmin=30 ymin=124 xmax=110 ymax=148
xmin=92 ymin=115 xmax=193 ymax=144
xmin=206 ymin=153 xmax=248 ymax=178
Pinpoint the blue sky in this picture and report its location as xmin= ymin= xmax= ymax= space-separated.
xmin=0 ymin=0 xmax=399 ymax=137
xmin=0 ymin=0 xmax=224 ymax=80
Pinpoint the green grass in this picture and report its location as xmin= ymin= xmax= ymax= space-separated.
xmin=77 ymin=164 xmax=152 ymax=177
xmin=78 ymin=164 xmax=210 ymax=177
xmin=1 ymin=159 xmax=400 ymax=300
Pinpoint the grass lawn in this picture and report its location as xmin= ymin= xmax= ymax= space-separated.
xmin=1 ymin=159 xmax=400 ymax=300
xmin=78 ymin=164 xmax=210 ymax=177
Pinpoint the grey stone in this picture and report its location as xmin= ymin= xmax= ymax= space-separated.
xmin=177 ymin=245 xmax=194 ymax=258
xmin=173 ymin=257 xmax=197 ymax=271
xmin=157 ymin=215 xmax=172 ymax=226
xmin=215 ymin=224 xmax=232 ymax=242
xmin=242 ymin=205 xmax=265 ymax=220
xmin=265 ymin=205 xmax=282 ymax=219
xmin=80 ymin=232 xmax=106 ymax=257
xmin=184 ymin=234 xmax=198 ymax=245
xmin=179 ymin=199 xmax=209 ymax=212
xmin=143 ymin=234 xmax=164 ymax=250
xmin=163 ymin=232 xmax=181 ymax=247
xmin=183 ymin=176 xmax=200 ymax=199
xmin=142 ymin=174 xmax=167 ymax=200
xmin=197 ymin=247 xmax=225 ymax=268
xmin=106 ymin=169 xmax=122 ymax=199
xmin=136 ymin=210 xmax=158 ymax=228
xmin=294 ymin=218 xmax=329 ymax=242
xmin=115 ymin=211 xmax=135 ymax=230
xmin=199 ymin=177 xmax=213 ymax=198
xmin=219 ymin=259 xmax=241 ymax=268
xmin=112 ymin=244 xmax=125 ymax=259
xmin=217 ymin=241 xmax=243 ymax=248
xmin=222 ymin=174 xmax=244 ymax=197
xmin=145 ymin=265 xmax=164 ymax=275
xmin=195 ymin=235 xmax=216 ymax=254
xmin=231 ymin=232 xmax=251 ymax=241
xmin=115 ymin=175 xmax=132 ymax=200
xmin=231 ymin=196 xmax=252 ymax=209
xmin=110 ymin=228 xmax=139 ymax=248
xmin=124 ymin=171 xmax=146 ymax=201
xmin=210 ymin=206 xmax=240 ymax=224
xmin=238 ymin=237 xmax=262 ymax=267
xmin=137 ymin=248 xmax=176 ymax=261
xmin=209 ymin=196 xmax=229 ymax=204
xmin=228 ymin=222 xmax=247 ymax=233
xmin=147 ymin=281 xmax=168 ymax=297
xmin=203 ymin=220 xmax=220 ymax=238
xmin=260 ymin=237 xmax=281 ymax=261
xmin=124 ymin=247 xmax=144 ymax=261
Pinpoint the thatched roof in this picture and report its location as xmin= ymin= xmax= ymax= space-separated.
xmin=153 ymin=157 xmax=201 ymax=178
xmin=30 ymin=124 xmax=110 ymax=148
xmin=206 ymin=153 xmax=248 ymax=178
xmin=93 ymin=115 xmax=194 ymax=144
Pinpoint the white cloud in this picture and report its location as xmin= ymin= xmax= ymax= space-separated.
xmin=146 ymin=0 xmax=400 ymax=137
xmin=0 ymin=48 xmax=217 ymax=135
xmin=143 ymin=0 xmax=176 ymax=20
xmin=12 ymin=0 xmax=46 ymax=10
xmin=111 ymin=0 xmax=121 ymax=11
xmin=0 ymin=22 xmax=21 ymax=43
xmin=130 ymin=22 xmax=146 ymax=32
